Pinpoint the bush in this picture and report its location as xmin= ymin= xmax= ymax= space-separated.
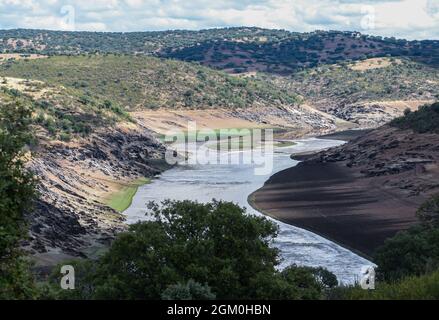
xmin=417 ymin=194 xmax=439 ymax=228
xmin=59 ymin=132 xmax=71 ymax=142
xmin=331 ymin=269 xmax=439 ymax=300
xmin=373 ymin=195 xmax=439 ymax=282
xmin=390 ymin=102 xmax=439 ymax=133
xmin=374 ymin=225 xmax=439 ymax=282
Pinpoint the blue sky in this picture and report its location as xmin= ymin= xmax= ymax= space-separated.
xmin=0 ymin=0 xmax=438 ymax=39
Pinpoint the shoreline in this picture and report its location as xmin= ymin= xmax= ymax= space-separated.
xmin=247 ymin=191 xmax=373 ymax=261
xmin=248 ymin=129 xmax=423 ymax=258
xmin=247 ymin=129 xmax=376 ymax=261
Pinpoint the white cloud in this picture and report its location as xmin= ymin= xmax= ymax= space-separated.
xmin=0 ymin=0 xmax=437 ymax=39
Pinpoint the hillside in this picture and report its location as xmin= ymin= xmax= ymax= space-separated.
xmin=1 ymin=28 xmax=439 ymax=75
xmin=251 ymin=102 xmax=439 ymax=256
xmin=391 ymin=102 xmax=439 ymax=133
xmin=0 ymin=77 xmax=168 ymax=264
xmin=262 ymin=57 xmax=439 ymax=127
xmin=3 ymin=28 xmax=439 ymax=265
xmin=0 ymin=54 xmax=347 ymax=136
xmin=0 ymin=54 xmax=301 ymax=110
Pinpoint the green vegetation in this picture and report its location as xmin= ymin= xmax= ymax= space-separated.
xmin=105 ymin=178 xmax=151 ymax=212
xmin=159 ymin=127 xmax=258 ymax=144
xmin=332 ymin=269 xmax=439 ymax=300
xmin=50 ymin=200 xmax=337 ymax=300
xmin=278 ymin=59 xmax=439 ymax=108
xmin=206 ymin=138 xmax=295 ymax=151
xmin=374 ymin=225 xmax=439 ymax=282
xmin=0 ymin=80 xmax=130 ymax=141
xmin=373 ymin=193 xmax=439 ymax=282
xmin=2 ymin=28 xmax=439 ymax=73
xmin=0 ymin=55 xmax=301 ymax=110
xmin=390 ymin=102 xmax=439 ymax=133
xmin=0 ymin=99 xmax=38 ymax=299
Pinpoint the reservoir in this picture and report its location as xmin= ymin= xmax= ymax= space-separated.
xmin=124 ymin=137 xmax=372 ymax=284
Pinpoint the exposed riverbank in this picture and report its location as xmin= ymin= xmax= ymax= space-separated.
xmin=104 ymin=178 xmax=151 ymax=212
xmin=250 ymin=127 xmax=439 ymax=258
xmin=124 ymin=137 xmax=372 ymax=284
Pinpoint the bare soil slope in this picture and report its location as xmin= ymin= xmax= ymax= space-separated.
xmin=251 ymin=126 xmax=439 ymax=257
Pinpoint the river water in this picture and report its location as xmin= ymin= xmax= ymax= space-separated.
xmin=124 ymin=137 xmax=372 ymax=284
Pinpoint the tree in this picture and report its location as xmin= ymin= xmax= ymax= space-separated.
xmin=0 ymin=100 xmax=38 ymax=299
xmin=417 ymin=194 xmax=439 ymax=228
xmin=161 ymin=280 xmax=216 ymax=300
xmin=374 ymin=225 xmax=439 ymax=282
xmin=61 ymin=200 xmax=335 ymax=300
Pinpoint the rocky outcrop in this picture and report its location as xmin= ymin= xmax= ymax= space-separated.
xmin=323 ymin=101 xmax=433 ymax=128
xmin=229 ymin=105 xmax=348 ymax=138
xmin=25 ymin=124 xmax=168 ymax=264
xmin=309 ymin=126 xmax=439 ymax=197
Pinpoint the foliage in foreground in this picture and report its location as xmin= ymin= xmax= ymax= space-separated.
xmin=373 ymin=194 xmax=439 ymax=282
xmin=0 ymin=55 xmax=301 ymax=110
xmin=330 ymin=268 xmax=439 ymax=300
xmin=51 ymin=200 xmax=337 ymax=300
xmin=0 ymin=100 xmax=38 ymax=299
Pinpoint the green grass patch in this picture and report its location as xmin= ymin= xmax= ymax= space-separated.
xmin=205 ymin=138 xmax=296 ymax=151
xmin=105 ymin=177 xmax=151 ymax=212
xmin=158 ymin=128 xmax=256 ymax=143
xmin=274 ymin=140 xmax=296 ymax=148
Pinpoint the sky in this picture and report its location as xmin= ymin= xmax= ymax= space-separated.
xmin=0 ymin=0 xmax=438 ymax=40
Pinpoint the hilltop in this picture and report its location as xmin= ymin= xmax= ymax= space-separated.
xmin=0 ymin=54 xmax=346 ymax=136
xmin=261 ymin=57 xmax=439 ymax=127
xmin=0 ymin=54 xmax=301 ymax=110
xmin=1 ymin=28 xmax=439 ymax=75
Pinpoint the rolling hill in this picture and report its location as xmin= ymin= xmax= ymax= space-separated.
xmin=1 ymin=28 xmax=439 ymax=75
xmin=258 ymin=57 xmax=439 ymax=127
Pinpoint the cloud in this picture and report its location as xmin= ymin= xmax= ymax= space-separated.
xmin=0 ymin=0 xmax=437 ymax=39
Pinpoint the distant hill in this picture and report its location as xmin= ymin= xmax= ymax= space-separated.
xmin=0 ymin=54 xmax=301 ymax=110
xmin=260 ymin=57 xmax=439 ymax=127
xmin=0 ymin=75 xmax=130 ymax=142
xmin=1 ymin=28 xmax=439 ymax=75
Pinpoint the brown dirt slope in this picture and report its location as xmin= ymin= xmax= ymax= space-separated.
xmin=251 ymin=126 xmax=439 ymax=257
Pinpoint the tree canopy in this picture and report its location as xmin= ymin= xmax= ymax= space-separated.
xmin=0 ymin=100 xmax=37 ymax=299
xmin=54 ymin=200 xmax=337 ymax=300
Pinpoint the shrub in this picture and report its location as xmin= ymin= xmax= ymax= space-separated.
xmin=390 ymin=102 xmax=439 ymax=133
xmin=417 ymin=194 xmax=439 ymax=228
xmin=374 ymin=225 xmax=439 ymax=282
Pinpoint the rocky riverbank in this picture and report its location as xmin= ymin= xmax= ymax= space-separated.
xmin=251 ymin=126 xmax=439 ymax=257
xmin=26 ymin=122 xmax=169 ymax=266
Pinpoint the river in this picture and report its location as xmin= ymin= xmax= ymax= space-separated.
xmin=124 ymin=137 xmax=372 ymax=284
